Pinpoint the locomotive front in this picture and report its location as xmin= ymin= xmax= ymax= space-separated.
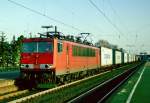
xmin=20 ymin=38 xmax=55 ymax=82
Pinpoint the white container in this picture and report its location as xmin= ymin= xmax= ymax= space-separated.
xmin=129 ymin=54 xmax=132 ymax=62
xmin=115 ymin=51 xmax=121 ymax=64
xmin=135 ymin=55 xmax=138 ymax=61
xmin=133 ymin=55 xmax=135 ymax=61
xmin=124 ymin=53 xmax=128 ymax=63
xmin=101 ymin=47 xmax=112 ymax=66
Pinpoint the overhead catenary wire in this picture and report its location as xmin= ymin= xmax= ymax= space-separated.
xmin=88 ymin=0 xmax=128 ymax=40
xmin=134 ymin=24 xmax=150 ymax=53
xmin=7 ymin=0 xmax=83 ymax=32
xmin=107 ymin=0 xmax=137 ymax=50
xmin=108 ymin=0 xmax=130 ymax=33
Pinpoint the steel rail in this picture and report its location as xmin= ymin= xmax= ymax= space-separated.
xmin=68 ymin=63 xmax=143 ymax=103
xmin=8 ymin=70 xmax=111 ymax=103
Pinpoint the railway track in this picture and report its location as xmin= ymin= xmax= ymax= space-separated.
xmin=0 ymin=89 xmax=28 ymax=100
xmin=68 ymin=62 xmax=144 ymax=103
xmin=7 ymin=70 xmax=112 ymax=103
xmin=0 ymin=87 xmax=43 ymax=103
xmin=6 ymin=63 xmax=139 ymax=103
xmin=0 ymin=78 xmax=43 ymax=102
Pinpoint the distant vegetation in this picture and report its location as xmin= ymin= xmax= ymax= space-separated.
xmin=0 ymin=33 xmax=24 ymax=71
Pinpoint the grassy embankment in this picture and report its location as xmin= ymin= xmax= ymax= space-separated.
xmin=0 ymin=67 xmax=19 ymax=72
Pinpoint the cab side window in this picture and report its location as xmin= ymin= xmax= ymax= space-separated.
xmin=58 ymin=42 xmax=63 ymax=52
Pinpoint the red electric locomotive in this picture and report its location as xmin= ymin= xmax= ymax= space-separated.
xmin=20 ymin=31 xmax=100 ymax=83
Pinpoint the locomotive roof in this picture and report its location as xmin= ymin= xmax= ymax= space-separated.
xmin=63 ymin=40 xmax=99 ymax=49
xmin=23 ymin=38 xmax=53 ymax=42
xmin=22 ymin=37 xmax=130 ymax=53
xmin=23 ymin=37 xmax=99 ymax=49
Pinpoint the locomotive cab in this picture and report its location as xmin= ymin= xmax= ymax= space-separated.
xmin=20 ymin=38 xmax=55 ymax=83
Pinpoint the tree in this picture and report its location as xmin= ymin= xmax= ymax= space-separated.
xmin=95 ymin=39 xmax=118 ymax=49
xmin=95 ymin=40 xmax=109 ymax=47
xmin=10 ymin=35 xmax=18 ymax=66
xmin=0 ymin=33 xmax=24 ymax=68
xmin=10 ymin=35 xmax=24 ymax=66
xmin=0 ymin=32 xmax=10 ymax=67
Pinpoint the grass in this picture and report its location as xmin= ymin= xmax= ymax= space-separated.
xmin=23 ymin=63 xmax=138 ymax=103
xmin=105 ymin=63 xmax=144 ymax=103
xmin=130 ymin=66 xmax=150 ymax=103
xmin=0 ymin=67 xmax=19 ymax=72
xmin=37 ymin=83 xmax=57 ymax=89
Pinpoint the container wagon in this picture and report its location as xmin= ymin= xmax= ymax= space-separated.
xmin=100 ymin=47 xmax=112 ymax=66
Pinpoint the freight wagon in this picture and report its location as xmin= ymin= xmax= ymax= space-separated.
xmin=115 ymin=50 xmax=122 ymax=64
xmin=100 ymin=47 xmax=112 ymax=66
xmin=124 ymin=53 xmax=128 ymax=63
xmin=128 ymin=54 xmax=132 ymax=62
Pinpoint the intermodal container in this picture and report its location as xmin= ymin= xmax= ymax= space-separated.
xmin=101 ymin=47 xmax=113 ymax=66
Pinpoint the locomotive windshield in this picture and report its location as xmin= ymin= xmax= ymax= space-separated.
xmin=38 ymin=42 xmax=53 ymax=52
xmin=22 ymin=42 xmax=37 ymax=53
xmin=22 ymin=42 xmax=53 ymax=53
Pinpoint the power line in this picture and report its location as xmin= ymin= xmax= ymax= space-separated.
xmin=88 ymin=0 xmax=127 ymax=40
xmin=108 ymin=0 xmax=129 ymax=32
xmin=7 ymin=0 xmax=83 ymax=32
xmin=108 ymin=0 xmax=131 ymax=41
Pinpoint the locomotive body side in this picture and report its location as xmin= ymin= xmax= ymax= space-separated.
xmin=54 ymin=39 xmax=100 ymax=75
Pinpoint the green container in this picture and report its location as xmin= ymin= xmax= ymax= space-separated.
xmin=112 ymin=49 xmax=116 ymax=65
xmin=121 ymin=52 xmax=124 ymax=64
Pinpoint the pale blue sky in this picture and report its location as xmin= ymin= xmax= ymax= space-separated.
xmin=0 ymin=0 xmax=150 ymax=54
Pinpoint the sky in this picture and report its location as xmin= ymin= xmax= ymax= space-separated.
xmin=0 ymin=0 xmax=150 ymax=54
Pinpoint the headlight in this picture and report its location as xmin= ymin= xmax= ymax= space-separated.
xmin=40 ymin=64 xmax=53 ymax=69
xmin=45 ymin=64 xmax=49 ymax=68
xmin=26 ymin=64 xmax=29 ymax=68
xmin=20 ymin=64 xmax=33 ymax=69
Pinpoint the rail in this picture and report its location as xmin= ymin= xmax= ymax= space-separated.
xmin=8 ymin=70 xmax=111 ymax=103
xmin=68 ymin=63 xmax=143 ymax=103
